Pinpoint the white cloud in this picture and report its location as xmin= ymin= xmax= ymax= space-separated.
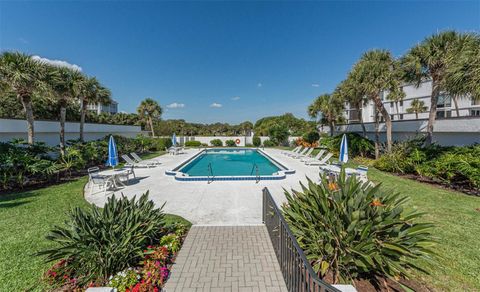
xmin=311 ymin=83 xmax=320 ymax=87
xmin=210 ymin=103 xmax=222 ymax=108
xmin=31 ymin=55 xmax=82 ymax=72
xmin=231 ymin=96 xmax=240 ymax=101
xmin=18 ymin=37 xmax=29 ymax=44
xmin=166 ymin=102 xmax=185 ymax=109
xmin=257 ymin=82 xmax=262 ymax=87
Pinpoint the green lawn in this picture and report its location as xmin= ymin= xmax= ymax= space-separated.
xmin=367 ymin=167 xmax=480 ymax=291
xmin=0 ymin=151 xmax=191 ymax=291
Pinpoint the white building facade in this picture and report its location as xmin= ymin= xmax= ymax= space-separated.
xmin=324 ymin=80 xmax=480 ymax=146
xmin=86 ymin=100 xmax=119 ymax=115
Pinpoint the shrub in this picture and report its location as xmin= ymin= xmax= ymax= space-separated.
xmin=37 ymin=192 xmax=166 ymax=285
xmin=262 ymin=139 xmax=276 ymax=147
xmin=282 ymin=171 xmax=435 ymax=284
xmin=225 ymin=139 xmax=236 ymax=147
xmin=252 ymin=136 xmax=261 ymax=147
xmin=210 ymin=139 xmax=223 ymax=147
xmin=268 ymin=125 xmax=289 ymax=145
xmin=302 ymin=131 xmax=320 ymax=144
xmin=320 ymin=133 xmax=375 ymax=158
xmin=245 ymin=143 xmax=254 ymax=147
xmin=185 ymin=140 xmax=201 ymax=147
xmin=153 ymin=137 xmax=173 ymax=151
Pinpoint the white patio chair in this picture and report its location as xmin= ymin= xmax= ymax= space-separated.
xmin=130 ymin=152 xmax=161 ymax=165
xmin=285 ymin=146 xmax=304 ymax=157
xmin=121 ymin=154 xmax=154 ymax=168
xmin=302 ymin=150 xmax=325 ymax=163
xmin=282 ymin=146 xmax=300 ymax=156
xmin=291 ymin=147 xmax=311 ymax=159
xmin=88 ymin=167 xmax=114 ymax=196
xmin=306 ymin=152 xmax=333 ymax=166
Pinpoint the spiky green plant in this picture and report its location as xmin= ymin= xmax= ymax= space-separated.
xmin=37 ymin=192 xmax=166 ymax=285
xmin=282 ymin=171 xmax=435 ymax=285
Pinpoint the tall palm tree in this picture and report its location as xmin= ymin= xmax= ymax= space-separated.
xmin=78 ymin=77 xmax=111 ymax=142
xmin=137 ymin=98 xmax=162 ymax=137
xmin=406 ymin=99 xmax=428 ymax=119
xmin=401 ymin=31 xmax=460 ymax=146
xmin=46 ymin=66 xmax=84 ymax=156
xmin=444 ymin=32 xmax=480 ymax=112
xmin=348 ymin=50 xmax=404 ymax=152
xmin=0 ymin=52 xmax=47 ymax=144
xmin=336 ymin=79 xmax=368 ymax=137
xmin=308 ymin=93 xmax=345 ymax=137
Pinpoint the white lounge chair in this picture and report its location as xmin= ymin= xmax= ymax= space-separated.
xmin=282 ymin=146 xmax=300 ymax=156
xmin=285 ymin=146 xmax=304 ymax=157
xmin=292 ymin=147 xmax=312 ymax=159
xmin=302 ymin=149 xmax=325 ymax=163
xmin=130 ymin=152 xmax=161 ymax=165
xmin=306 ymin=152 xmax=333 ymax=166
xmin=121 ymin=154 xmax=155 ymax=168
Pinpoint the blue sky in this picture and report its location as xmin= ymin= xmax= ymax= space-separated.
xmin=1 ymin=1 xmax=479 ymax=124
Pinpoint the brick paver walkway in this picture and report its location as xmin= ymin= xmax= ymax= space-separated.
xmin=165 ymin=225 xmax=288 ymax=292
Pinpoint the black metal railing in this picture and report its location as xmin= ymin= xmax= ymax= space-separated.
xmin=262 ymin=188 xmax=341 ymax=292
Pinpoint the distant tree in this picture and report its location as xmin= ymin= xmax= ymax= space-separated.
xmin=137 ymin=98 xmax=162 ymax=137
xmin=268 ymin=124 xmax=289 ymax=146
xmin=406 ymin=99 xmax=428 ymax=119
xmin=308 ymin=93 xmax=344 ymax=137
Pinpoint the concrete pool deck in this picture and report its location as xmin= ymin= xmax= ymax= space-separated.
xmin=85 ymin=148 xmax=323 ymax=225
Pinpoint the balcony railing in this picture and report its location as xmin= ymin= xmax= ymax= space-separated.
xmin=262 ymin=188 xmax=341 ymax=292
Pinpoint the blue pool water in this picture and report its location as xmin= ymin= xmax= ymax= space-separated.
xmin=179 ymin=149 xmax=282 ymax=176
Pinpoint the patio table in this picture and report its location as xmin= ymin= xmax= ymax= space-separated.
xmin=101 ymin=168 xmax=131 ymax=187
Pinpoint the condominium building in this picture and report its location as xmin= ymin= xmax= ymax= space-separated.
xmin=86 ymin=100 xmax=118 ymax=115
xmin=344 ymin=80 xmax=480 ymax=124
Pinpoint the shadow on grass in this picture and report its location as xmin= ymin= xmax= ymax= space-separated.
xmin=0 ymin=191 xmax=38 ymax=208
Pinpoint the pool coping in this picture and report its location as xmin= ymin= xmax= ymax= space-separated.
xmin=165 ymin=147 xmax=295 ymax=181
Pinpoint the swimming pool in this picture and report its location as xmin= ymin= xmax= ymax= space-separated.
xmin=166 ymin=148 xmax=295 ymax=181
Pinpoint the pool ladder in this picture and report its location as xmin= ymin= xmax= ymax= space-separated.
xmin=251 ymin=163 xmax=260 ymax=183
xmin=207 ymin=162 xmax=214 ymax=184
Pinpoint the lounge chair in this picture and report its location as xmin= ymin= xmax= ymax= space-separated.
xmin=130 ymin=152 xmax=161 ymax=165
xmin=292 ymin=147 xmax=313 ymax=159
xmin=302 ymin=149 xmax=325 ymax=163
xmin=306 ymin=152 xmax=333 ymax=166
xmin=285 ymin=146 xmax=304 ymax=157
xmin=122 ymin=154 xmax=155 ymax=168
xmin=87 ymin=167 xmax=114 ymax=196
xmin=355 ymin=165 xmax=369 ymax=181
xmin=282 ymin=146 xmax=300 ymax=156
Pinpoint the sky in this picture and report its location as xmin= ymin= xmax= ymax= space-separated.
xmin=1 ymin=0 xmax=479 ymax=124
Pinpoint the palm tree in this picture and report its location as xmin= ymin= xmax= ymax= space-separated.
xmin=308 ymin=93 xmax=345 ymax=137
xmin=401 ymin=31 xmax=461 ymax=146
xmin=348 ymin=49 xmax=404 ymax=152
xmin=406 ymin=99 xmax=428 ymax=119
xmin=444 ymin=32 xmax=480 ymax=112
xmin=46 ymin=66 xmax=84 ymax=156
xmin=336 ymin=79 xmax=368 ymax=137
xmin=78 ymin=77 xmax=111 ymax=142
xmin=137 ymin=98 xmax=162 ymax=137
xmin=0 ymin=52 xmax=47 ymax=144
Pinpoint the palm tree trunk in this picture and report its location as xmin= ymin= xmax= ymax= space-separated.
xmin=415 ymin=112 xmax=419 ymax=119
xmin=372 ymin=95 xmax=392 ymax=152
xmin=453 ymin=95 xmax=460 ymax=117
xmin=149 ymin=117 xmax=155 ymax=137
xmin=329 ymin=120 xmax=334 ymax=137
xmin=395 ymin=102 xmax=400 ymax=119
xmin=358 ymin=106 xmax=367 ymax=138
xmin=59 ymin=102 xmax=67 ymax=157
xmin=80 ymin=99 xmax=87 ymax=142
xmin=426 ymin=80 xmax=440 ymax=146
xmin=19 ymin=94 xmax=35 ymax=144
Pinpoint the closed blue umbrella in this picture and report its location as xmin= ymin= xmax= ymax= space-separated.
xmin=339 ymin=134 xmax=348 ymax=164
xmin=106 ymin=135 xmax=118 ymax=168
xmin=172 ymin=133 xmax=177 ymax=147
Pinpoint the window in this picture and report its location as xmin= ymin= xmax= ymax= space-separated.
xmin=471 ymin=109 xmax=480 ymax=116
xmin=437 ymin=95 xmax=451 ymax=108
xmin=399 ymin=114 xmax=404 ymax=120
xmin=472 ymin=99 xmax=480 ymax=105
xmin=390 ymin=102 xmax=394 ymax=108
xmin=400 ymin=101 xmax=403 ymax=107
xmin=436 ymin=110 xmax=451 ymax=118
xmin=390 ymin=114 xmax=394 ymax=120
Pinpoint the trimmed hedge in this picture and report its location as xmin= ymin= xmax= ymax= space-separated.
xmin=184 ymin=140 xmax=201 ymax=147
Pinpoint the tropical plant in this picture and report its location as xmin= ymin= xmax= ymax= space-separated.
xmin=347 ymin=50 xmax=404 ymax=153
xmin=210 ymin=139 xmax=223 ymax=147
xmin=268 ymin=124 xmax=289 ymax=145
xmin=78 ymin=77 xmax=111 ymax=141
xmin=0 ymin=52 xmax=49 ymax=144
xmin=262 ymin=139 xmax=276 ymax=147
xmin=108 ymin=268 xmax=140 ymax=292
xmin=406 ymin=99 xmax=428 ymax=119
xmin=335 ymin=79 xmax=368 ymax=137
xmin=302 ymin=131 xmax=320 ymax=144
xmin=282 ymin=172 xmax=435 ymax=285
xmin=319 ymin=133 xmax=374 ymax=158
xmin=137 ymin=98 xmax=162 ymax=137
xmin=252 ymin=136 xmax=261 ymax=147
xmin=37 ymin=192 xmax=167 ymax=285
xmin=308 ymin=93 xmax=345 ymax=137
xmin=401 ymin=31 xmax=463 ymax=145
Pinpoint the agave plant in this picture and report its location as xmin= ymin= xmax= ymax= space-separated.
xmin=282 ymin=171 xmax=435 ymax=285
xmin=37 ymin=192 xmax=166 ymax=285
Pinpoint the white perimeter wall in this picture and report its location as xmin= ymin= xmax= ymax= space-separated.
xmin=174 ymin=136 xmax=300 ymax=146
xmin=0 ymin=118 xmax=142 ymax=146
xmin=320 ymin=117 xmax=480 ymax=146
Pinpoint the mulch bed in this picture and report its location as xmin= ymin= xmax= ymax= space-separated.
xmin=392 ymin=173 xmax=479 ymax=197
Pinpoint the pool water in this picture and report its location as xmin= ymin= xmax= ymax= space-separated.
xmin=179 ymin=149 xmax=282 ymax=176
